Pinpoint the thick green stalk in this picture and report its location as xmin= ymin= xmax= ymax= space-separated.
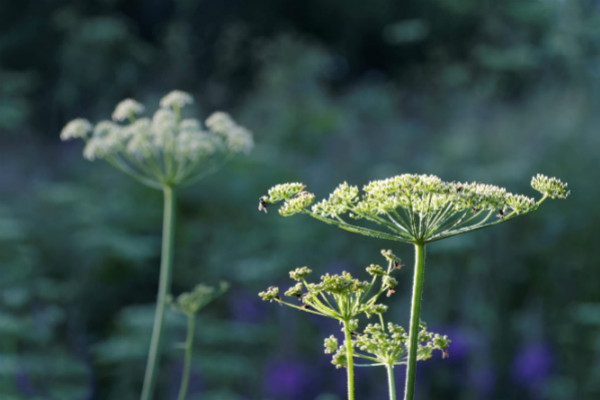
xmin=176 ymin=313 xmax=195 ymax=400
xmin=386 ymin=363 xmax=396 ymax=400
xmin=343 ymin=320 xmax=355 ymax=400
xmin=403 ymin=243 xmax=426 ymax=400
xmin=141 ymin=186 xmax=177 ymax=400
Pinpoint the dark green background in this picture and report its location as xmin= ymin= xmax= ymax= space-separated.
xmin=1 ymin=0 xmax=598 ymax=399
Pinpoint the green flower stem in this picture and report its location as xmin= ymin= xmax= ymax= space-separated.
xmin=141 ymin=185 xmax=177 ymax=400
xmin=403 ymin=243 xmax=426 ymax=400
xmin=343 ymin=319 xmax=355 ymax=400
xmin=386 ymin=363 xmax=396 ymax=400
xmin=177 ymin=313 xmax=195 ymax=400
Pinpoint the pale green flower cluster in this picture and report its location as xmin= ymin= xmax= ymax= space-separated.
xmin=279 ymin=191 xmax=316 ymax=217
xmin=265 ymin=182 xmax=306 ymax=202
xmin=531 ymin=174 xmax=570 ymax=199
xmin=168 ymin=282 xmax=229 ymax=316
xmin=259 ymin=251 xmax=399 ymax=321
xmin=289 ymin=266 xmax=312 ymax=281
xmin=60 ymin=90 xmax=253 ymax=189
xmin=261 ymin=173 xmax=569 ymax=243
xmin=324 ymin=322 xmax=449 ymax=369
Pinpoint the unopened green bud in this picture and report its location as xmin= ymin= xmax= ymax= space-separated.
xmin=290 ymin=266 xmax=312 ymax=281
xmin=348 ymin=319 xmax=359 ymax=332
xmin=324 ymin=335 xmax=339 ymax=354
xmin=258 ymin=286 xmax=280 ymax=302
xmin=332 ymin=349 xmax=347 ymax=369
xmin=285 ymin=282 xmax=303 ymax=297
xmin=366 ymin=264 xmax=385 ymax=276
xmin=383 ymin=276 xmax=398 ymax=288
xmin=381 ymin=249 xmax=402 ymax=265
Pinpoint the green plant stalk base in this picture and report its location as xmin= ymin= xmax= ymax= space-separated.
xmin=177 ymin=313 xmax=195 ymax=400
xmin=140 ymin=186 xmax=176 ymax=400
xmin=403 ymin=243 xmax=425 ymax=400
xmin=344 ymin=320 xmax=355 ymax=400
xmin=387 ymin=363 xmax=396 ymax=400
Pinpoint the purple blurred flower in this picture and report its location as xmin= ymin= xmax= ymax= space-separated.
xmin=15 ymin=368 xmax=35 ymax=395
xmin=512 ymin=342 xmax=553 ymax=387
xmin=263 ymin=359 xmax=320 ymax=400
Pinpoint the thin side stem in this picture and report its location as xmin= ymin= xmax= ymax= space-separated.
xmin=141 ymin=186 xmax=177 ymax=400
xmin=387 ymin=363 xmax=397 ymax=400
xmin=403 ymin=243 xmax=426 ymax=400
xmin=176 ymin=314 xmax=195 ymax=400
xmin=343 ymin=320 xmax=355 ymax=400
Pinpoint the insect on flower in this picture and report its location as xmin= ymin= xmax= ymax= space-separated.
xmin=258 ymin=196 xmax=270 ymax=213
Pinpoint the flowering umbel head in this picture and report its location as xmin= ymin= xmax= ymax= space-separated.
xmin=60 ymin=90 xmax=253 ymax=189
xmin=260 ymin=173 xmax=569 ymax=244
xmin=325 ymin=322 xmax=450 ymax=369
xmin=259 ymin=251 xmax=401 ymax=321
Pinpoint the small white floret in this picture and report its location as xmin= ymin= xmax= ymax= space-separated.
xmin=60 ymin=118 xmax=92 ymax=141
xmin=112 ymin=99 xmax=145 ymax=122
xmin=159 ymin=90 xmax=193 ymax=109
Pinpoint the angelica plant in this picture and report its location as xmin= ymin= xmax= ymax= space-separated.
xmin=260 ymin=173 xmax=569 ymax=400
xmin=259 ymin=250 xmax=402 ymax=400
xmin=325 ymin=322 xmax=449 ymax=400
xmin=167 ymin=282 xmax=229 ymax=400
xmin=61 ymin=91 xmax=252 ymax=400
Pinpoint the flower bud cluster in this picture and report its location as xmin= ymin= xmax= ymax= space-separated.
xmin=60 ymin=90 xmax=253 ymax=188
xmin=279 ymin=192 xmax=316 ymax=217
xmin=258 ymin=286 xmax=280 ymax=302
xmin=266 ymin=183 xmax=306 ymax=202
xmin=260 ymin=251 xmax=399 ymax=322
xmin=312 ymin=182 xmax=359 ymax=217
xmin=320 ymin=272 xmax=370 ymax=296
xmin=366 ymin=264 xmax=385 ymax=276
xmin=324 ymin=322 xmax=449 ymax=369
xmin=168 ymin=282 xmax=229 ymax=316
xmin=531 ymin=174 xmax=570 ymax=199
xmin=289 ymin=266 xmax=312 ymax=281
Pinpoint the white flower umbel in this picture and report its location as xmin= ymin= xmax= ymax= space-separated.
xmin=61 ymin=90 xmax=254 ymax=190
xmin=261 ymin=173 xmax=568 ymax=400
xmin=61 ymin=90 xmax=252 ymax=400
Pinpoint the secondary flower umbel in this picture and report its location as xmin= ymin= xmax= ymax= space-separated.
xmin=260 ymin=174 xmax=569 ymax=243
xmin=61 ymin=90 xmax=253 ymax=189
xmin=325 ymin=322 xmax=449 ymax=369
xmin=259 ymin=249 xmax=402 ymax=322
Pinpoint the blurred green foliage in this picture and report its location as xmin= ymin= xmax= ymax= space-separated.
xmin=1 ymin=0 xmax=600 ymax=399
